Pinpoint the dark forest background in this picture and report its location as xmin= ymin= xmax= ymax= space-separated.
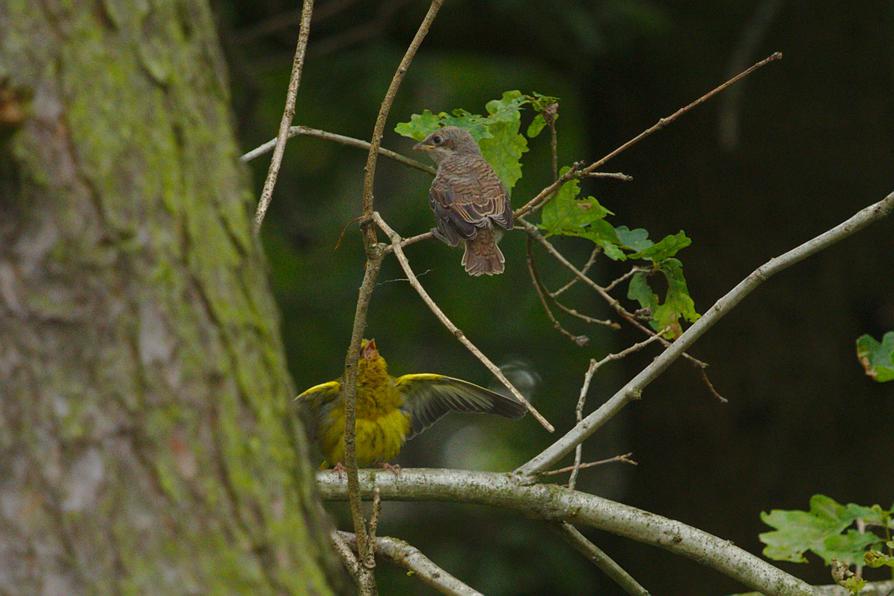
xmin=216 ymin=1 xmax=894 ymax=593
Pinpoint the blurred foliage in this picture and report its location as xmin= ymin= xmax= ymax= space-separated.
xmin=856 ymin=331 xmax=894 ymax=382
xmin=218 ymin=0 xmax=894 ymax=593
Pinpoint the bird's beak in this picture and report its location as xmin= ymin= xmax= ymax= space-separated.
xmin=413 ymin=141 xmax=433 ymax=152
xmin=362 ymin=339 xmax=378 ymax=360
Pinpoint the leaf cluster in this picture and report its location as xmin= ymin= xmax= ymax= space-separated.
xmin=759 ymin=495 xmax=894 ymax=569
xmin=856 ymin=331 xmax=894 ymax=383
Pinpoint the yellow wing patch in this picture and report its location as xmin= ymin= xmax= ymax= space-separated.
xmin=295 ymin=380 xmax=340 ymax=402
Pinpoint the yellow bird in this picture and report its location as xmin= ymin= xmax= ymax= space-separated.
xmin=295 ymin=339 xmax=526 ymax=468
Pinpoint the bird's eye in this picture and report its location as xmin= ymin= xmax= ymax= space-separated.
xmin=432 ymin=134 xmax=443 ymax=144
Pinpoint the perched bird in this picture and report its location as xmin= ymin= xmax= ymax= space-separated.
xmin=414 ymin=126 xmax=513 ymax=276
xmin=295 ymin=339 xmax=526 ymax=468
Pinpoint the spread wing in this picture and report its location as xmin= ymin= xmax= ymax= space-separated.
xmin=429 ymin=158 xmax=512 ymax=243
xmin=294 ymin=381 xmax=341 ymax=440
xmin=395 ymin=373 xmax=526 ymax=439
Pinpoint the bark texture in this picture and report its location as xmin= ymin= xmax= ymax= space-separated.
xmin=0 ymin=2 xmax=338 ymax=593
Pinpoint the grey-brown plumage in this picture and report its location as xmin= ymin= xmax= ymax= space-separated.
xmin=413 ymin=126 xmax=513 ymax=276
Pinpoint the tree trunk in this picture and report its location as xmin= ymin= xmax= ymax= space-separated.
xmin=0 ymin=2 xmax=341 ymax=593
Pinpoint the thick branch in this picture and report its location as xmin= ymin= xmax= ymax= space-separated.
xmin=253 ymin=0 xmax=314 ymax=233
xmin=517 ymin=191 xmax=894 ymax=477
xmin=317 ymin=469 xmax=813 ymax=596
xmin=555 ymin=523 xmax=649 ymax=596
xmin=338 ymin=532 xmax=483 ymax=596
xmin=240 ymin=125 xmax=436 ymax=175
xmin=373 ymin=212 xmax=554 ymax=432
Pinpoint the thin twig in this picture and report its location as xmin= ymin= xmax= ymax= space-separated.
xmin=526 ymin=236 xmax=589 ymax=346
xmin=555 ymin=523 xmax=650 ymax=596
xmin=603 ymin=266 xmax=648 ymax=293
xmin=373 ymin=212 xmax=555 ymax=432
xmin=368 ymin=487 xmax=382 ymax=552
xmin=546 ymin=102 xmax=559 ymax=181
xmin=338 ymin=531 xmax=483 ymax=596
xmin=253 ymin=0 xmax=315 ymax=233
xmin=583 ymin=171 xmax=634 ymax=182
xmin=318 ymin=469 xmax=814 ymax=595
xmin=240 ymin=125 xmax=436 ymax=175
xmin=568 ymin=333 xmax=664 ymax=488
xmin=340 ymin=3 xmax=444 ymax=592
xmin=699 ymin=367 xmax=729 ymax=403
xmin=516 ymin=191 xmax=894 ymax=477
xmin=515 ymin=52 xmax=783 ymax=218
xmin=542 ymin=453 xmax=637 ymax=478
xmin=552 ymin=299 xmax=620 ymax=329
xmin=550 ymin=246 xmax=601 ymax=298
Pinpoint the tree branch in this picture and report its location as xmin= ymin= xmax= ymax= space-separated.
xmin=253 ymin=0 xmax=315 ymax=233
xmin=339 ymin=3 xmax=444 ymax=592
xmin=240 ymin=125 xmax=436 ymax=175
xmin=338 ymin=531 xmax=483 ymax=596
xmin=526 ymin=236 xmax=589 ymax=346
xmin=373 ymin=212 xmax=555 ymax=432
xmin=554 ymin=523 xmax=649 ymax=596
xmin=317 ymin=469 xmax=813 ymax=595
xmin=516 ymin=191 xmax=894 ymax=477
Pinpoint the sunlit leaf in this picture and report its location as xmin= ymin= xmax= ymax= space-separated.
xmin=856 ymin=331 xmax=894 ymax=382
xmin=527 ymin=114 xmax=547 ymax=138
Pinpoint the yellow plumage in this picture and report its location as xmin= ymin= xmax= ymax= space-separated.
xmin=295 ymin=339 xmax=526 ymax=468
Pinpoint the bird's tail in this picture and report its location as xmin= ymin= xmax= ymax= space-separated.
xmin=461 ymin=227 xmax=505 ymax=276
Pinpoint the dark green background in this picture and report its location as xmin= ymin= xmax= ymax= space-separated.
xmin=218 ymin=1 xmax=894 ymax=593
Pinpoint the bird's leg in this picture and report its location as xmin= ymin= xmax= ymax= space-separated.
xmin=378 ymin=462 xmax=401 ymax=477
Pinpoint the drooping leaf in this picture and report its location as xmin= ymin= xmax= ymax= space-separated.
xmin=759 ymin=495 xmax=890 ymax=566
xmin=864 ymin=550 xmax=894 ymax=568
xmin=856 ymin=331 xmax=894 ymax=382
xmin=626 ymin=259 xmax=699 ymax=338
xmin=527 ymin=114 xmax=547 ymax=138
xmin=614 ymin=226 xmax=652 ymax=252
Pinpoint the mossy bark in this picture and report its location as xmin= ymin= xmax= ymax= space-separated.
xmin=0 ymin=2 xmax=341 ymax=593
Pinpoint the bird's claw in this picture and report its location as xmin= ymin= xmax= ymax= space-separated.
xmin=379 ymin=462 xmax=401 ymax=477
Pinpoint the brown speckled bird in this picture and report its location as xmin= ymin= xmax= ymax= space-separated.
xmin=414 ymin=126 xmax=513 ymax=276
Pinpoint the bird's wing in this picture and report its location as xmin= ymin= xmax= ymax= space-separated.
xmin=294 ymin=381 xmax=341 ymax=443
xmin=295 ymin=380 xmax=341 ymax=404
xmin=429 ymin=158 xmax=511 ymax=239
xmin=395 ymin=373 xmax=526 ymax=439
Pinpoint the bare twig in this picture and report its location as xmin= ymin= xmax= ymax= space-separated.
xmin=517 ymin=191 xmax=894 ymax=477
xmin=555 ymin=523 xmax=650 ymax=596
xmin=253 ymin=0 xmax=315 ymax=233
xmin=368 ymin=487 xmax=382 ymax=552
xmin=338 ymin=531 xmax=483 ymax=596
xmin=583 ymin=171 xmax=634 ymax=182
xmin=515 ymin=52 xmax=783 ymax=218
xmin=318 ymin=469 xmax=814 ymax=595
xmin=699 ymin=367 xmax=729 ymax=403
xmin=603 ymin=266 xmax=648 ymax=293
xmin=526 ymin=236 xmax=589 ymax=346
xmin=241 ymin=125 xmax=436 ymax=175
xmin=568 ymin=333 xmax=663 ymax=488
xmin=541 ymin=452 xmax=637 ymax=478
xmin=552 ymin=298 xmax=619 ymax=329
xmin=550 ymin=246 xmax=601 ymax=298
xmin=339 ymin=5 xmax=444 ymax=592
xmin=373 ymin=212 xmax=555 ymax=432
xmin=341 ymin=254 xmax=384 ymax=595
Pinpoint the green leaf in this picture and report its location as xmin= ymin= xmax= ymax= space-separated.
xmin=760 ymin=495 xmax=889 ymax=566
xmin=393 ymin=110 xmax=442 ymax=141
xmin=615 ymin=226 xmax=652 ymax=252
xmin=627 ymin=259 xmax=699 ymax=338
xmin=527 ymin=114 xmax=547 ymax=138
xmin=856 ymin=331 xmax=894 ymax=382
xmin=631 ymin=231 xmax=692 ymax=262
xmin=540 ymin=168 xmax=611 ymax=232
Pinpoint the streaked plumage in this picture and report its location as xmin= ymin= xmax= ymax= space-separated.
xmin=295 ymin=339 xmax=526 ymax=467
xmin=413 ymin=126 xmax=513 ymax=276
